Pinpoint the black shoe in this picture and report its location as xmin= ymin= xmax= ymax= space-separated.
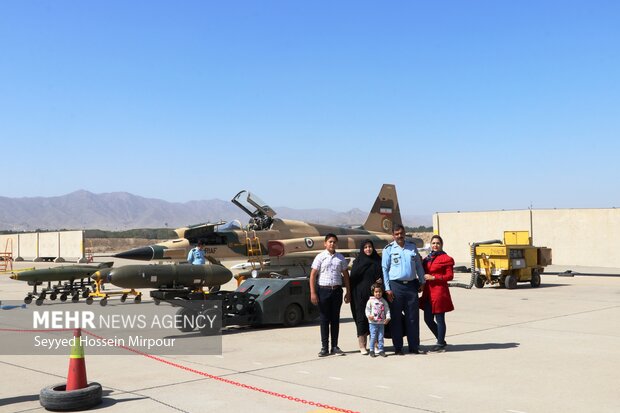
xmin=330 ymin=346 xmax=345 ymax=356
xmin=369 ymin=351 xmax=376 ymax=358
xmin=408 ymin=348 xmax=426 ymax=355
xmin=394 ymin=349 xmax=405 ymax=356
xmin=318 ymin=348 xmax=329 ymax=357
xmin=379 ymin=351 xmax=387 ymax=357
xmin=430 ymin=344 xmax=447 ymax=353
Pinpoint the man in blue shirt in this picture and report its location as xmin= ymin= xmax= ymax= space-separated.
xmin=187 ymin=240 xmax=206 ymax=265
xmin=382 ymin=224 xmax=426 ymax=355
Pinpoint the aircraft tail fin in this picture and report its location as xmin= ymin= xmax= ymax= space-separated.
xmin=362 ymin=184 xmax=402 ymax=234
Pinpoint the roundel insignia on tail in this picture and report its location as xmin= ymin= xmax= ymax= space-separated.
xmin=382 ymin=218 xmax=392 ymax=232
xmin=304 ymin=238 xmax=314 ymax=248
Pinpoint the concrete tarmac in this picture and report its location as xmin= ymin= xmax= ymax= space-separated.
xmin=0 ymin=260 xmax=618 ymax=413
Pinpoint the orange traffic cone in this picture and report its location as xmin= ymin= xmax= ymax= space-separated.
xmin=66 ymin=328 xmax=88 ymax=391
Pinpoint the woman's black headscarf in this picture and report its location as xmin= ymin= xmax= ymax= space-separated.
xmin=350 ymin=239 xmax=381 ymax=287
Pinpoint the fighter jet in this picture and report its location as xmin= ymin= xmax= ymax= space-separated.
xmin=114 ymin=184 xmax=420 ymax=276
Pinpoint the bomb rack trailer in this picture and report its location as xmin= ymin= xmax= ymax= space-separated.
xmin=150 ymin=276 xmax=319 ymax=334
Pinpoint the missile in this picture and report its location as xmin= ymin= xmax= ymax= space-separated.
xmin=92 ymin=264 xmax=232 ymax=289
xmin=113 ymin=239 xmax=189 ymax=261
xmin=10 ymin=263 xmax=114 ymax=283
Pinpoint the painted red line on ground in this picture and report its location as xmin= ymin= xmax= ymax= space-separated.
xmin=1 ymin=327 xmax=359 ymax=412
xmin=82 ymin=329 xmax=359 ymax=413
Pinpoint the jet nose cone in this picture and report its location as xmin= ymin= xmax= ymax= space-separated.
xmin=114 ymin=246 xmax=155 ymax=261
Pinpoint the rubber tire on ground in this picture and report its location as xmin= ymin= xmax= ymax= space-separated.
xmin=100 ymin=298 xmax=107 ymax=307
xmin=134 ymin=295 xmax=141 ymax=303
xmin=50 ymin=293 xmax=57 ymax=301
xmin=474 ymin=275 xmax=486 ymax=289
xmin=86 ymin=297 xmax=93 ymax=305
xmin=530 ymin=270 xmax=541 ymax=288
xmin=505 ymin=274 xmax=518 ymax=289
xmin=60 ymin=294 xmax=68 ymax=302
xmin=39 ymin=382 xmax=102 ymax=411
xmin=199 ymin=308 xmax=221 ymax=336
xmin=283 ymin=304 xmax=303 ymax=327
xmin=24 ymin=296 xmax=33 ymax=304
xmin=176 ymin=308 xmax=197 ymax=332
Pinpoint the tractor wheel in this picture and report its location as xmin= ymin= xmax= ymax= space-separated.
xmin=283 ymin=304 xmax=303 ymax=327
xmin=474 ymin=275 xmax=486 ymax=289
xmin=175 ymin=308 xmax=197 ymax=332
xmin=199 ymin=308 xmax=221 ymax=336
xmin=505 ymin=274 xmax=517 ymax=289
xmin=530 ymin=270 xmax=541 ymax=288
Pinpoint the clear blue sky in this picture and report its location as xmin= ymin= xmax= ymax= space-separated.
xmin=1 ymin=1 xmax=618 ymax=217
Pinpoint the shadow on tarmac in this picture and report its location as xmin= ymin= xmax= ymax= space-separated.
xmin=90 ymin=389 xmax=149 ymax=410
xmin=0 ymin=394 xmax=39 ymax=407
xmin=444 ymin=342 xmax=520 ymax=352
xmin=0 ymin=391 xmax=148 ymax=410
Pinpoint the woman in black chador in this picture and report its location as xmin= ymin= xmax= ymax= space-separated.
xmin=349 ymin=239 xmax=383 ymax=354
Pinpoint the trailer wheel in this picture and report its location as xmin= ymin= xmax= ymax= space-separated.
xmin=283 ymin=304 xmax=303 ymax=327
xmin=176 ymin=308 xmax=197 ymax=332
xmin=474 ymin=275 xmax=486 ymax=289
xmin=505 ymin=274 xmax=517 ymax=289
xmin=60 ymin=294 xmax=68 ymax=302
xmin=199 ymin=308 xmax=221 ymax=336
xmin=39 ymin=382 xmax=102 ymax=411
xmin=530 ymin=270 xmax=541 ymax=288
xmin=86 ymin=297 xmax=93 ymax=305
xmin=24 ymin=296 xmax=33 ymax=304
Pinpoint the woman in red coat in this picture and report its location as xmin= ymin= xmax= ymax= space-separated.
xmin=420 ymin=235 xmax=454 ymax=352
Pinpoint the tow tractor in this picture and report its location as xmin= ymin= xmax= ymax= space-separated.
xmin=150 ymin=275 xmax=319 ymax=334
xmin=471 ymin=231 xmax=552 ymax=289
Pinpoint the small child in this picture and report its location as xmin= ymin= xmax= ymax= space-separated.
xmin=365 ymin=283 xmax=391 ymax=357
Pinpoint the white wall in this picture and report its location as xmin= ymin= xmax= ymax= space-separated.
xmin=0 ymin=231 xmax=84 ymax=262
xmin=433 ymin=208 xmax=620 ymax=268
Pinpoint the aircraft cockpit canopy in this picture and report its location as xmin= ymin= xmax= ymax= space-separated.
xmin=232 ymin=190 xmax=276 ymax=231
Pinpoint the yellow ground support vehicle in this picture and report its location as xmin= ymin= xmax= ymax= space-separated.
xmin=473 ymin=231 xmax=552 ymax=289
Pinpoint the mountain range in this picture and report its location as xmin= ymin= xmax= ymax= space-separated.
xmin=0 ymin=190 xmax=431 ymax=231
